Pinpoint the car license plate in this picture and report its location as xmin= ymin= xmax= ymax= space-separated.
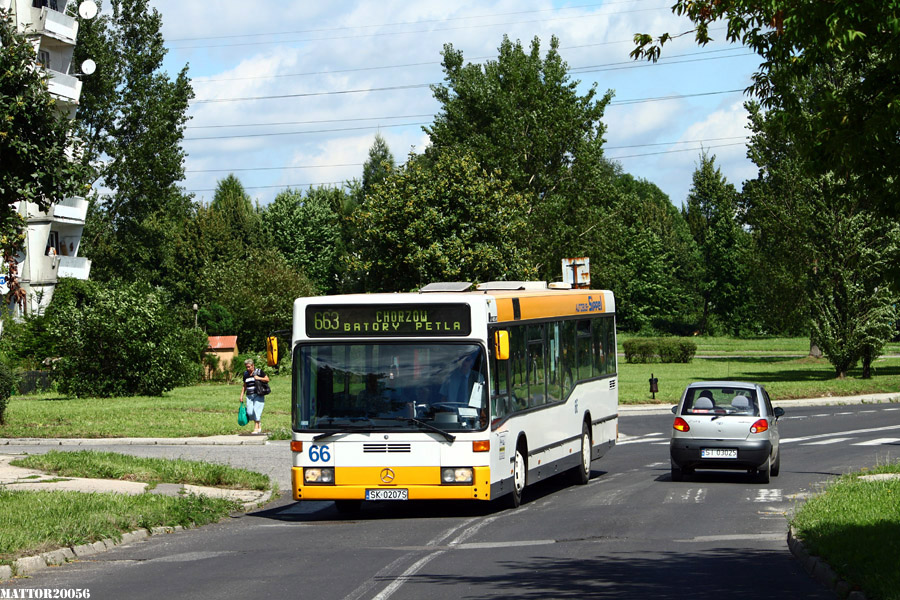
xmin=701 ymin=448 xmax=737 ymax=459
xmin=365 ymin=488 xmax=408 ymax=501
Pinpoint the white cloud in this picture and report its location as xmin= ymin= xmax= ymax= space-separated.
xmin=132 ymin=1 xmax=763 ymax=206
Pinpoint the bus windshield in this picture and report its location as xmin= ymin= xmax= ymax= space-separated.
xmin=295 ymin=343 xmax=488 ymax=432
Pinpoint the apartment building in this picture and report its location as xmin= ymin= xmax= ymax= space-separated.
xmin=1 ymin=0 xmax=91 ymax=316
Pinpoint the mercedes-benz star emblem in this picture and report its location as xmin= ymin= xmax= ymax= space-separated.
xmin=380 ymin=468 xmax=395 ymax=483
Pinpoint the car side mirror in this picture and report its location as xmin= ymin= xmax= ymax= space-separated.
xmin=773 ymin=407 xmax=785 ymax=419
xmin=671 ymin=406 xmax=678 ymax=414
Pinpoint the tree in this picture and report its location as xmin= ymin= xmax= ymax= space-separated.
xmin=361 ymin=133 xmax=395 ymax=197
xmin=46 ymin=279 xmax=206 ymax=397
xmin=426 ymin=35 xmax=614 ymax=278
xmin=632 ymin=0 xmax=900 ymax=219
xmin=209 ymin=174 xmax=262 ymax=248
xmin=1 ymin=10 xmax=85 ymax=300
xmin=197 ymin=247 xmax=317 ymax=350
xmin=683 ymin=154 xmax=754 ymax=335
xmin=741 ymin=55 xmax=900 ymax=373
xmin=350 ymin=148 xmax=535 ymax=292
xmin=263 ymin=186 xmax=345 ymax=294
xmin=612 ymin=175 xmax=703 ymax=333
xmin=74 ymin=0 xmax=194 ymax=283
xmin=808 ymin=208 xmax=900 ymax=378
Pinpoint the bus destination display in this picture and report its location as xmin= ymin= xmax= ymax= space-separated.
xmin=306 ymin=304 xmax=472 ymax=337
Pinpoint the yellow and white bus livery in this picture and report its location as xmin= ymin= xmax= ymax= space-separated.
xmin=290 ymin=281 xmax=618 ymax=510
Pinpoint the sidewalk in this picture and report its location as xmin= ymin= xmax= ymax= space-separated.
xmin=0 ymin=433 xmax=270 ymax=446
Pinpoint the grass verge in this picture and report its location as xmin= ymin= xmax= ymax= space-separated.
xmin=791 ymin=462 xmax=900 ymax=600
xmin=617 ymin=356 xmax=900 ymax=405
xmin=10 ymin=450 xmax=271 ymax=491
xmin=0 ymin=489 xmax=241 ymax=562
xmin=2 ymin=348 xmax=899 ymax=437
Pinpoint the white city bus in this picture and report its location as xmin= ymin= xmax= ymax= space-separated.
xmin=290 ymin=281 xmax=618 ymax=510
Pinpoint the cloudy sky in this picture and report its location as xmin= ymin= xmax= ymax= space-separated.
xmin=135 ymin=0 xmax=763 ymax=207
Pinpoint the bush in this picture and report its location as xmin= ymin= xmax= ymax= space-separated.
xmin=46 ymin=279 xmax=208 ymax=397
xmin=0 ymin=359 xmax=18 ymax=424
xmin=658 ymin=338 xmax=697 ymax=363
xmin=623 ymin=338 xmax=697 ymax=364
xmin=623 ymin=338 xmax=657 ymax=363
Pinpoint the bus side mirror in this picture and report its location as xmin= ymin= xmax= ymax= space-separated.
xmin=493 ymin=330 xmax=510 ymax=360
xmin=266 ymin=336 xmax=279 ymax=367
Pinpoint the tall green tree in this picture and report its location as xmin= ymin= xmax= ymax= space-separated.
xmin=350 ymin=148 xmax=535 ymax=292
xmin=263 ymin=186 xmax=344 ymax=294
xmin=74 ymin=0 xmax=193 ymax=283
xmin=209 ymin=174 xmax=262 ymax=248
xmin=426 ymin=35 xmax=614 ymax=278
xmin=1 ymin=10 xmax=85 ymax=298
xmin=633 ymin=0 xmax=900 ymax=220
xmin=683 ymin=154 xmax=754 ymax=335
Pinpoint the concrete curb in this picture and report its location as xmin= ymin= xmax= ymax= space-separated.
xmin=0 ymin=490 xmax=275 ymax=582
xmin=0 ymin=435 xmax=270 ymax=446
xmin=2 ymin=525 xmax=182 ymax=581
xmin=787 ymin=527 xmax=867 ymax=599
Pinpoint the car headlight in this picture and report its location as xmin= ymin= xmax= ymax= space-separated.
xmin=442 ymin=467 xmax=473 ymax=484
xmin=304 ymin=467 xmax=334 ymax=484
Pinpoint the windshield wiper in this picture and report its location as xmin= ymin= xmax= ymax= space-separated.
xmin=382 ymin=417 xmax=456 ymax=442
xmin=312 ymin=418 xmax=377 ymax=441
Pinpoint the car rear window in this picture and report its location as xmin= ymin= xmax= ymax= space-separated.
xmin=681 ymin=387 xmax=759 ymax=416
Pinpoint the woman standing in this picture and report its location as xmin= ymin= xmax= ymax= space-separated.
xmin=239 ymin=358 xmax=269 ymax=435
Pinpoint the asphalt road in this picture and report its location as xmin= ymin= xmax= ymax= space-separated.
xmin=6 ymin=401 xmax=900 ymax=599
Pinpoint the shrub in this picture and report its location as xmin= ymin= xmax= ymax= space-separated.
xmin=46 ymin=279 xmax=208 ymax=397
xmin=658 ymin=338 xmax=697 ymax=363
xmin=624 ymin=338 xmax=697 ymax=364
xmin=623 ymin=338 xmax=657 ymax=363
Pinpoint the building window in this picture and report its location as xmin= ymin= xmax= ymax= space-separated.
xmin=33 ymin=0 xmax=60 ymax=11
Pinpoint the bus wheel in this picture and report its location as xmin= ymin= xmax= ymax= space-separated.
xmin=573 ymin=421 xmax=591 ymax=485
xmin=335 ymin=500 xmax=362 ymax=515
xmin=508 ymin=446 xmax=526 ymax=508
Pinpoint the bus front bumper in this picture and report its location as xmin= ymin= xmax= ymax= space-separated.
xmin=292 ymin=466 xmax=492 ymax=501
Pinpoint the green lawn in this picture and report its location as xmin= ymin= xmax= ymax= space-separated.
xmin=11 ymin=450 xmax=271 ymax=490
xmin=2 ymin=348 xmax=899 ymax=438
xmin=617 ymin=356 xmax=900 ymax=404
xmin=792 ymin=462 xmax=900 ymax=600
xmin=1 ymin=376 xmax=293 ymax=439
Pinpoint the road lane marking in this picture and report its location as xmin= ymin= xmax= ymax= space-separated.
xmin=665 ymin=488 xmax=707 ymax=504
xmin=751 ymin=489 xmax=783 ymax=503
xmin=853 ymin=438 xmax=900 ymax=446
xmin=781 ymin=423 xmax=900 ymax=444
xmin=803 ymin=437 xmax=853 ymax=445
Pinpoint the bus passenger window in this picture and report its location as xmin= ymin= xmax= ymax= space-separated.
xmin=592 ymin=317 xmax=606 ymax=377
xmin=526 ymin=324 xmax=546 ymax=407
xmin=561 ymin=320 xmax=575 ymax=397
xmin=509 ymin=326 xmax=528 ymax=411
xmin=576 ymin=320 xmax=592 ymax=381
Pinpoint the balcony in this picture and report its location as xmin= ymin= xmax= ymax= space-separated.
xmin=57 ymin=256 xmax=91 ymax=280
xmin=22 ymin=196 xmax=87 ymax=224
xmin=47 ymin=69 xmax=82 ymax=104
xmin=36 ymin=6 xmax=78 ymax=44
xmin=54 ymin=196 xmax=88 ymax=223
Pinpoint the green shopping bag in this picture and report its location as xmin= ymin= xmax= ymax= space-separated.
xmin=238 ymin=401 xmax=249 ymax=427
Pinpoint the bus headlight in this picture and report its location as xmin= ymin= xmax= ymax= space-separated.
xmin=304 ymin=467 xmax=334 ymax=484
xmin=442 ymin=467 xmax=473 ymax=484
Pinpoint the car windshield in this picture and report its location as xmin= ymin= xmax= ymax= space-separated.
xmin=294 ymin=343 xmax=488 ymax=432
xmin=681 ymin=387 xmax=759 ymax=416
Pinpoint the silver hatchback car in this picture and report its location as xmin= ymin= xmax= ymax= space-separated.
xmin=670 ymin=381 xmax=784 ymax=483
